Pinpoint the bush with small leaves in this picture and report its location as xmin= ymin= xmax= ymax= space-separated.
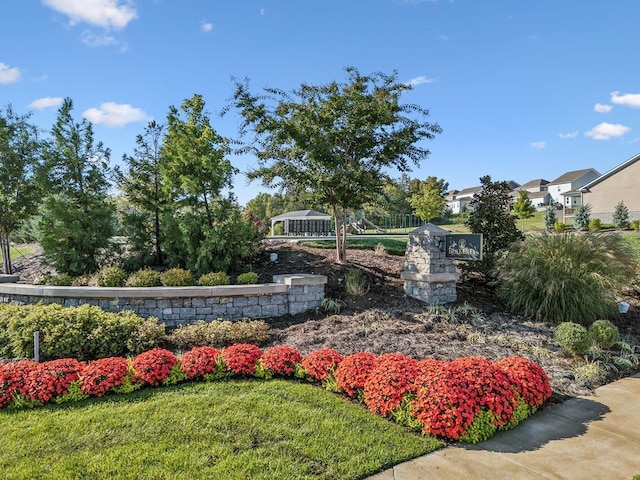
xmin=554 ymin=322 xmax=592 ymax=356
xmin=81 ymin=356 xmax=129 ymax=397
xmin=160 ymin=268 xmax=194 ymax=286
xmin=222 ymin=343 xmax=263 ymax=376
xmin=97 ymin=266 xmax=127 ymax=287
xmin=631 ymin=219 xmax=639 ymax=232
xmin=364 ymin=353 xmax=418 ymax=417
xmin=180 ymin=346 xmax=221 ymax=379
xmin=198 ymin=271 xmax=230 ymax=286
xmin=236 ymin=272 xmax=259 ymax=285
xmin=126 ymin=317 xmax=165 ymax=354
xmin=300 ymin=348 xmax=343 ymax=382
xmin=334 ymin=352 xmax=378 ymax=397
xmin=589 ymin=320 xmax=620 ymax=349
xmin=41 ymin=273 xmax=74 ymax=286
xmin=257 ymin=346 xmax=302 ymax=378
xmin=132 ymin=348 xmax=177 ymax=386
xmin=125 ymin=268 xmax=162 ymax=287
xmin=554 ymin=221 xmax=565 ymax=233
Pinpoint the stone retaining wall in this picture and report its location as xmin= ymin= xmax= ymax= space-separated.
xmin=0 ymin=274 xmax=326 ymax=327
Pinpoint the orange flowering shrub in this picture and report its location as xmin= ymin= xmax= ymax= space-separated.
xmin=334 ymin=352 xmax=377 ymax=397
xmin=364 ymin=353 xmax=418 ymax=417
xmin=0 ymin=360 xmax=38 ymax=407
xmin=181 ymin=346 xmax=221 ymax=379
xmin=81 ymin=357 xmax=129 ymax=397
xmin=300 ymin=348 xmax=343 ymax=381
xmin=132 ymin=348 xmax=177 ymax=386
xmin=22 ymin=358 xmax=84 ymax=403
xmin=222 ymin=343 xmax=263 ymax=375
xmin=260 ymin=346 xmax=302 ymax=376
xmin=494 ymin=356 xmax=552 ymax=408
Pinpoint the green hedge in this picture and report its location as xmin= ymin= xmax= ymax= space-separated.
xmin=0 ymin=303 xmax=164 ymax=361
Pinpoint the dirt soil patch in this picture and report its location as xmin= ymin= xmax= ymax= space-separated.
xmin=10 ymin=241 xmax=640 ymax=401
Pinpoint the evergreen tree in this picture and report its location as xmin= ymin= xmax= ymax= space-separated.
xmin=543 ymin=205 xmax=557 ymax=231
xmin=38 ymin=98 xmax=115 ymax=275
xmin=612 ymin=201 xmax=630 ymax=229
xmin=573 ymin=204 xmax=591 ymax=231
xmin=119 ymin=121 xmax=167 ymax=267
xmin=466 ymin=175 xmax=523 ymax=277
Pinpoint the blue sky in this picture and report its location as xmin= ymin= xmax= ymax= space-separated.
xmin=2 ymin=0 xmax=639 ymax=206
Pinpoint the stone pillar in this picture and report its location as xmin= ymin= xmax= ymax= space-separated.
xmin=400 ymin=223 xmax=458 ymax=304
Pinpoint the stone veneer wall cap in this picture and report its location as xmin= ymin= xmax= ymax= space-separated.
xmin=272 ymin=274 xmax=328 ymax=286
xmin=408 ymin=223 xmax=450 ymax=235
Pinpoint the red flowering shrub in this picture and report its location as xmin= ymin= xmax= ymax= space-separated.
xmin=0 ymin=360 xmax=38 ymax=408
xmin=334 ymin=352 xmax=377 ymax=397
xmin=132 ymin=348 xmax=177 ymax=386
xmin=22 ymin=358 xmax=84 ymax=403
xmin=300 ymin=349 xmax=343 ymax=381
xmin=222 ymin=343 xmax=263 ymax=375
xmin=413 ymin=358 xmax=448 ymax=388
xmin=364 ymin=353 xmax=418 ymax=416
xmin=181 ymin=346 xmax=222 ymax=379
xmin=412 ymin=361 xmax=477 ymax=439
xmin=81 ymin=357 xmax=129 ymax=397
xmin=494 ymin=356 xmax=552 ymax=408
xmin=260 ymin=346 xmax=302 ymax=376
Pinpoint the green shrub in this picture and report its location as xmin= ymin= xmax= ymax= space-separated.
xmin=97 ymin=266 xmax=127 ymax=287
xmin=160 ymin=268 xmax=194 ymax=286
xmin=167 ymin=319 xmax=269 ymax=350
xmin=543 ymin=206 xmax=557 ymax=231
xmin=495 ymin=232 xmax=637 ymax=324
xmin=554 ymin=322 xmax=592 ymax=356
xmin=198 ymin=271 xmax=230 ymax=286
xmin=38 ymin=273 xmax=74 ymax=286
xmin=589 ymin=319 xmax=620 ymax=349
xmin=126 ymin=268 xmax=162 ymax=287
xmin=588 ymin=218 xmax=602 ymax=231
xmin=321 ymin=298 xmax=346 ymax=315
xmin=554 ymin=221 xmax=565 ymax=233
xmin=573 ymin=204 xmax=592 ymax=231
xmin=632 ymin=219 xmax=639 ymax=232
xmin=346 ymin=268 xmax=369 ymax=296
xmin=0 ymin=303 xmax=160 ymax=360
xmin=574 ymin=362 xmax=607 ymax=386
xmin=236 ymin=272 xmax=259 ymax=285
xmin=127 ymin=317 xmax=166 ymax=354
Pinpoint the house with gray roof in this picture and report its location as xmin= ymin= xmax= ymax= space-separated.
xmin=547 ymin=168 xmax=601 ymax=206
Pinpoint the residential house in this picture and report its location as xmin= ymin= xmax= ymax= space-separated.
xmin=445 ymin=186 xmax=481 ymax=214
xmin=518 ymin=178 xmax=549 ymax=193
xmin=580 ymin=153 xmax=640 ymax=224
xmin=547 ymin=168 xmax=601 ymax=205
xmin=509 ymin=190 xmax=553 ymax=209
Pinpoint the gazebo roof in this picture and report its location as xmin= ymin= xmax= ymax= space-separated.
xmin=270 ymin=210 xmax=330 ymax=221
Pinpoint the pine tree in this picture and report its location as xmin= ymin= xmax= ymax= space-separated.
xmin=573 ymin=204 xmax=591 ymax=231
xmin=612 ymin=201 xmax=630 ymax=229
xmin=543 ymin=205 xmax=557 ymax=231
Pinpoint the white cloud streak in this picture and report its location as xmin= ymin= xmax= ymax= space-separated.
xmin=558 ymin=131 xmax=578 ymax=140
xmin=201 ymin=21 xmax=213 ymax=32
xmin=83 ymin=102 xmax=150 ymax=127
xmin=29 ymin=97 xmax=64 ymax=109
xmin=585 ymin=122 xmax=630 ymax=140
xmin=406 ymin=76 xmax=435 ymax=87
xmin=611 ymin=91 xmax=640 ymax=108
xmin=82 ymin=32 xmax=118 ymax=47
xmin=0 ymin=62 xmax=21 ymax=84
xmin=593 ymin=103 xmax=612 ymax=113
xmin=42 ymin=0 xmax=137 ymax=30
xmin=531 ymin=141 xmax=546 ymax=150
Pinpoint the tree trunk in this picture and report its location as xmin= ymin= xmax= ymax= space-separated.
xmin=341 ymin=209 xmax=348 ymax=262
xmin=332 ymin=205 xmax=343 ymax=263
xmin=1 ymin=230 xmax=12 ymax=275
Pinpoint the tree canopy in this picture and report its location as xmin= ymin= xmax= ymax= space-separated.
xmin=228 ymin=67 xmax=442 ymax=262
xmin=409 ymin=176 xmax=448 ymax=222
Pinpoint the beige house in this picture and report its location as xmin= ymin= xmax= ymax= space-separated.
xmin=580 ymin=153 xmax=640 ymax=224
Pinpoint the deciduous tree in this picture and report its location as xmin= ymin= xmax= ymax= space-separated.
xmin=228 ymin=67 xmax=441 ymax=263
xmin=409 ymin=176 xmax=448 ymax=223
xmin=0 ymin=105 xmax=42 ymax=273
xmin=513 ymin=190 xmax=536 ymax=231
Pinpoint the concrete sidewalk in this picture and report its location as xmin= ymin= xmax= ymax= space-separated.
xmin=368 ymin=373 xmax=640 ymax=480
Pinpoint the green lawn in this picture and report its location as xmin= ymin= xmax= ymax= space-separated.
xmin=0 ymin=244 xmax=35 ymax=262
xmin=302 ymin=237 xmax=409 ymax=255
xmin=0 ymin=380 xmax=442 ymax=480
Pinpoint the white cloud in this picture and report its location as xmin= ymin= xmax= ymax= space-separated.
xmin=558 ymin=131 xmax=578 ymax=140
xmin=42 ymin=0 xmax=137 ymax=30
xmin=82 ymin=32 xmax=118 ymax=47
xmin=0 ymin=62 xmax=21 ymax=84
xmin=585 ymin=122 xmax=630 ymax=140
xmin=611 ymin=91 xmax=640 ymax=108
xmin=593 ymin=103 xmax=612 ymax=113
xmin=406 ymin=76 xmax=435 ymax=87
xmin=260 ymin=8 xmax=266 ymax=15
xmin=82 ymin=102 xmax=150 ymax=127
xmin=531 ymin=141 xmax=546 ymax=150
xmin=29 ymin=97 xmax=64 ymax=109
xmin=200 ymin=21 xmax=213 ymax=32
